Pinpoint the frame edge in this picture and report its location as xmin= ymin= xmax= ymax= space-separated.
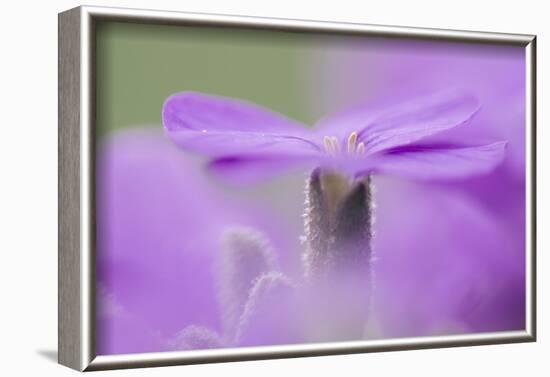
xmin=82 ymin=4 xmax=535 ymax=46
xmin=84 ymin=331 xmax=534 ymax=371
xmin=58 ymin=6 xmax=83 ymax=372
xmin=526 ymin=36 xmax=537 ymax=341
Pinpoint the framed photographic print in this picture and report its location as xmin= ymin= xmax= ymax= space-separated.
xmin=58 ymin=5 xmax=536 ymax=371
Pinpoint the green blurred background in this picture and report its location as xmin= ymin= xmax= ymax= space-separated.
xmin=96 ymin=21 xmax=327 ymax=138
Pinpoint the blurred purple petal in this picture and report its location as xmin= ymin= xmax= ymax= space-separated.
xmin=96 ymin=129 xmax=295 ymax=354
xmin=96 ymin=129 xmax=224 ymax=354
xmin=372 ymin=177 xmax=525 ymax=336
xmin=96 ymin=286 xmax=166 ymax=354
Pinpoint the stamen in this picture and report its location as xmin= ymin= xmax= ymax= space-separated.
xmin=330 ymin=136 xmax=340 ymax=153
xmin=323 ymin=136 xmax=334 ymax=154
xmin=347 ymin=131 xmax=358 ymax=153
xmin=356 ymin=142 xmax=365 ymax=154
xmin=323 ymin=133 xmax=365 ymax=156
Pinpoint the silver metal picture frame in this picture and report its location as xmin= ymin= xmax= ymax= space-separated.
xmin=58 ymin=5 xmax=536 ymax=371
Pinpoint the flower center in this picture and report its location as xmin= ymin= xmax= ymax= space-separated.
xmin=323 ymin=131 xmax=365 ymax=155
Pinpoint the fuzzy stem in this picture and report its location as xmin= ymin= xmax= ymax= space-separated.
xmin=302 ymin=169 xmax=374 ymax=340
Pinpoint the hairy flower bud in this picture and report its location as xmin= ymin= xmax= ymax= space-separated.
xmin=173 ymin=325 xmax=223 ymax=350
xmin=235 ymin=272 xmax=300 ymax=346
xmin=218 ymin=227 xmax=278 ymax=340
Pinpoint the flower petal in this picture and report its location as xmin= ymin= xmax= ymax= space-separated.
xmin=163 ymin=92 xmax=319 ymax=157
xmin=167 ymin=129 xmax=321 ymax=158
xmin=164 ymin=92 xmax=309 ymax=133
xmin=208 ymin=153 xmax=320 ymax=184
xmin=370 ymin=142 xmax=507 ymax=181
xmin=316 ymin=91 xmax=480 ymax=154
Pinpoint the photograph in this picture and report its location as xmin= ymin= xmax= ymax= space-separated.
xmin=93 ymin=19 xmax=528 ymax=356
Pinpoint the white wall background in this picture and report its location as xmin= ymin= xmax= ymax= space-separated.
xmin=0 ymin=0 xmax=546 ymax=375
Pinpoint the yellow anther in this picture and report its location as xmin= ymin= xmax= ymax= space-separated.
xmin=323 ymin=136 xmax=334 ymax=154
xmin=356 ymin=142 xmax=365 ymax=154
xmin=323 ymin=133 xmax=365 ymax=156
xmin=347 ymin=131 xmax=358 ymax=153
xmin=330 ymin=136 xmax=340 ymax=153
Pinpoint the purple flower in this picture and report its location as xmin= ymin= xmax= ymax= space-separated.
xmin=162 ymin=91 xmax=506 ymax=183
